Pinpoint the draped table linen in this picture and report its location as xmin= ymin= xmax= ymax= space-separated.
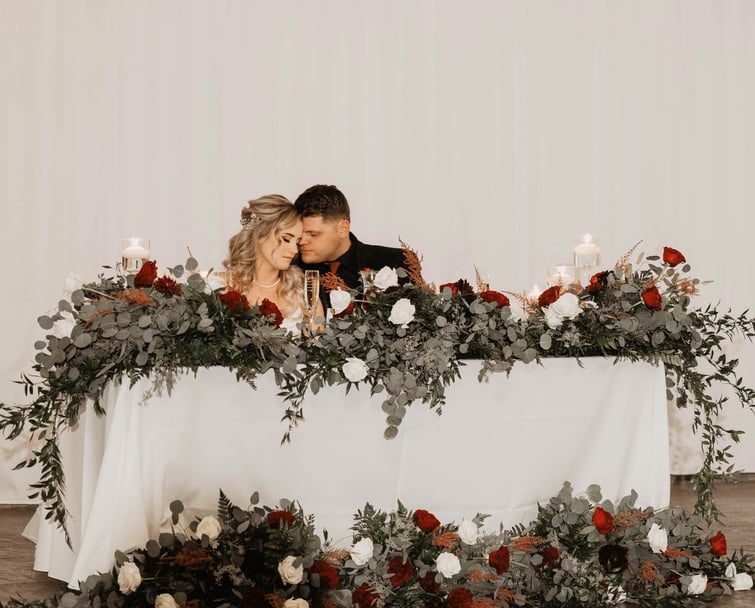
xmin=27 ymin=357 xmax=670 ymax=588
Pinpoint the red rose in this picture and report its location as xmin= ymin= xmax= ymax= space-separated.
xmin=439 ymin=282 xmax=458 ymax=296
xmin=310 ymin=560 xmax=339 ymax=590
xmin=419 ymin=572 xmax=440 ymax=594
xmin=709 ymin=531 xmax=727 ymax=557
xmin=540 ymin=546 xmax=560 ymax=569
xmin=352 ymin=584 xmax=379 ymax=608
xmin=334 ymin=302 xmax=355 ymax=318
xmin=663 ymin=246 xmax=686 ymax=267
xmin=488 ymin=546 xmax=510 ymax=574
xmin=258 ymin=298 xmax=284 ymax=327
xmin=479 ymin=290 xmax=510 ymax=308
xmin=445 ymin=587 xmax=473 ymax=608
xmin=413 ymin=509 xmax=441 ymax=533
xmin=134 ymin=260 xmax=158 ymax=287
xmin=267 ymin=510 xmax=295 ymax=527
xmin=219 ymin=289 xmax=250 ymax=315
xmin=386 ymin=556 xmax=416 ymax=587
xmin=586 ymin=270 xmax=610 ymax=294
xmin=154 ymin=275 xmax=181 ymax=296
xmin=641 ymin=286 xmax=662 ymax=311
xmin=537 ymin=285 xmax=561 ymax=307
xmin=592 ymin=507 xmax=614 ymax=534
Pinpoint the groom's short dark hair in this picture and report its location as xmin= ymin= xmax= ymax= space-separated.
xmin=294 ymin=185 xmax=351 ymax=222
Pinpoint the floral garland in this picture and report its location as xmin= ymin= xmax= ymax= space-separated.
xmin=2 ymin=483 xmax=752 ymax=608
xmin=0 ymin=246 xmax=754 ymax=542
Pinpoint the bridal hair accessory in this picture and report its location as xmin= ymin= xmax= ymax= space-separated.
xmin=240 ymin=211 xmax=258 ymax=228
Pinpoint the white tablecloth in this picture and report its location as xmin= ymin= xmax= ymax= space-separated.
xmin=29 ymin=357 xmax=669 ymax=588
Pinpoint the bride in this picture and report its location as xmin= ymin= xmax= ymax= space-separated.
xmin=221 ymin=194 xmax=323 ymax=333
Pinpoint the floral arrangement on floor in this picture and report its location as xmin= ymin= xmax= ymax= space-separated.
xmin=1 ymin=244 xmax=754 ymax=540
xmin=1 ymin=482 xmax=753 ymax=608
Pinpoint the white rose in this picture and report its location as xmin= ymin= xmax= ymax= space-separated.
xmin=647 ymin=523 xmax=668 ymax=553
xmin=733 ymin=572 xmax=754 ymax=591
xmin=283 ymin=599 xmax=309 ymax=608
xmin=342 ymin=357 xmax=369 ymax=383
xmin=389 ymin=298 xmax=415 ymax=326
xmin=278 ymin=555 xmax=304 ymax=584
xmin=457 ymin=519 xmax=478 ymax=545
xmin=63 ymin=272 xmax=83 ymax=296
xmin=349 ymin=536 xmax=374 ymax=565
xmin=686 ymin=573 xmax=707 ymax=595
xmin=155 ymin=594 xmax=180 ymax=608
xmin=727 ymin=563 xmax=755 ymax=591
xmin=330 ymin=289 xmax=352 ymax=314
xmin=509 ymin=302 xmax=529 ymax=323
xmin=435 ymin=552 xmax=461 ymax=578
xmin=117 ymin=561 xmax=142 ymax=594
xmin=373 ymin=266 xmax=399 ymax=290
xmin=550 ymin=292 xmax=582 ymax=320
xmin=203 ymin=271 xmax=227 ymax=293
xmin=196 ymin=515 xmax=222 ymax=540
xmin=544 ymin=306 xmax=564 ymax=329
xmin=52 ymin=311 xmax=76 ymax=338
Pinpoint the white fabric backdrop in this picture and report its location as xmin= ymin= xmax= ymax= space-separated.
xmin=1 ymin=1 xmax=754 ymax=502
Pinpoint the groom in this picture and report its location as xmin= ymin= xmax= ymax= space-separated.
xmin=294 ymin=184 xmax=405 ymax=305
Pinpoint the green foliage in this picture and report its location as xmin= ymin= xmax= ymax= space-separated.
xmin=1 ymin=249 xmax=754 ymax=542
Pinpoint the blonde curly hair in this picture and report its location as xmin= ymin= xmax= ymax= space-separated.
xmin=223 ymin=194 xmax=304 ymax=311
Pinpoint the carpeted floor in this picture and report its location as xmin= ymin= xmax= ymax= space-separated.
xmin=1 ymin=477 xmax=753 ymax=606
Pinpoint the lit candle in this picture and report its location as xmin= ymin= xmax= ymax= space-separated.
xmin=573 ymin=233 xmax=600 ymax=256
xmin=120 ymin=237 xmax=150 ymax=272
xmin=547 ymin=265 xmax=576 ymax=287
xmin=121 ymin=238 xmax=149 ymax=260
xmin=527 ymin=285 xmax=542 ymax=299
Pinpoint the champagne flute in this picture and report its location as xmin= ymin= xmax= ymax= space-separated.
xmin=304 ymin=270 xmax=320 ymax=333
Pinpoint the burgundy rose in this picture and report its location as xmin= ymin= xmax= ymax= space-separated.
xmin=586 ymin=270 xmax=610 ymax=294
xmin=479 ymin=290 xmax=510 ymax=308
xmin=540 ymin=546 xmax=560 ymax=569
xmin=352 ymin=584 xmax=379 ymax=608
xmin=445 ymin=587 xmax=473 ymax=608
xmin=663 ymin=246 xmax=686 ymax=267
xmin=154 ymin=275 xmax=181 ymax=296
xmin=413 ymin=509 xmax=441 ymax=533
xmin=592 ymin=507 xmax=614 ymax=535
xmin=259 ymin=298 xmax=284 ymax=327
xmin=386 ymin=556 xmax=416 ymax=587
xmin=488 ymin=546 xmax=510 ymax=574
xmin=537 ymin=285 xmax=561 ymax=307
xmin=709 ymin=531 xmax=727 ymax=557
xmin=310 ymin=560 xmax=339 ymax=590
xmin=134 ymin=260 xmax=158 ymax=287
xmin=598 ymin=544 xmax=628 ymax=573
xmin=419 ymin=572 xmax=440 ymax=594
xmin=219 ymin=289 xmax=250 ymax=315
xmin=267 ymin=510 xmax=295 ymax=527
xmin=439 ymin=279 xmax=475 ymax=299
xmin=641 ymin=286 xmax=662 ymax=311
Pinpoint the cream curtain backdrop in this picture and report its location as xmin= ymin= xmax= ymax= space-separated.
xmin=1 ymin=0 xmax=754 ymax=503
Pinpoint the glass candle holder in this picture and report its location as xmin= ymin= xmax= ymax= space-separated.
xmin=573 ymin=233 xmax=601 ymax=268
xmin=120 ymin=238 xmax=150 ymax=272
xmin=547 ymin=265 xmax=576 ymax=287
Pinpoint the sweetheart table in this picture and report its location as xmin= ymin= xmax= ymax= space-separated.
xmin=27 ymin=357 xmax=669 ymax=589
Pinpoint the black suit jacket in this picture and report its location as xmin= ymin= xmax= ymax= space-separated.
xmin=297 ymin=232 xmax=405 ymax=307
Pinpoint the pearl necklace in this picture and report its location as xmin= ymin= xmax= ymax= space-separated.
xmin=252 ymin=276 xmax=281 ymax=289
